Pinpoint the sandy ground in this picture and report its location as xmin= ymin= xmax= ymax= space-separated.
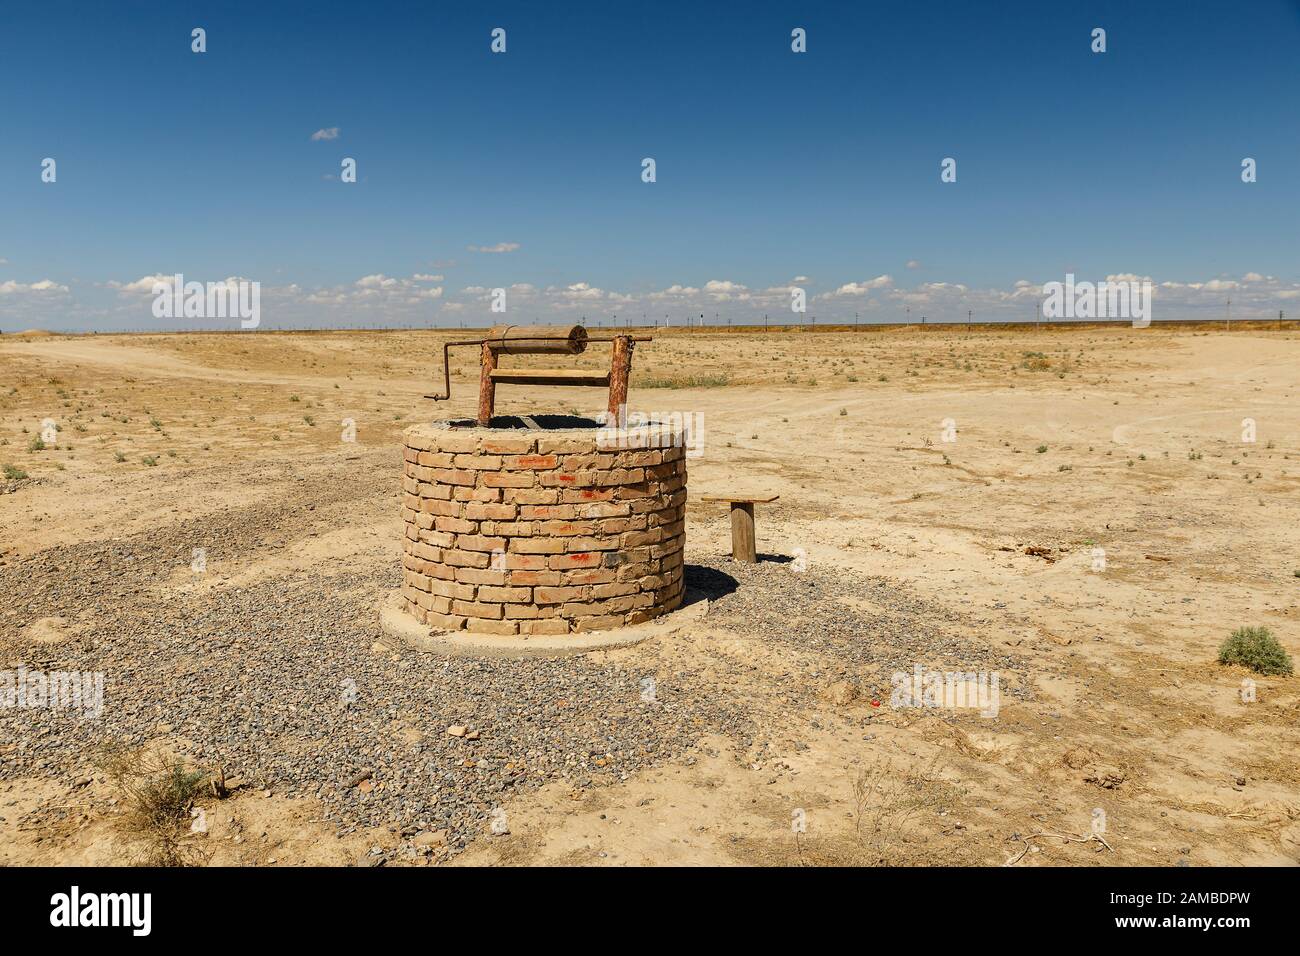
xmin=1 ymin=324 xmax=1297 ymax=866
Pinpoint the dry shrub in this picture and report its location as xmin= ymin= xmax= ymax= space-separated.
xmin=847 ymin=753 xmax=949 ymax=864
xmin=94 ymin=744 xmax=211 ymax=867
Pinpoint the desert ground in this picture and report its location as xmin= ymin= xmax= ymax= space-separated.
xmin=1 ymin=322 xmax=1297 ymax=866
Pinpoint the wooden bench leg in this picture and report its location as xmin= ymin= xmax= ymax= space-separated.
xmin=730 ymin=502 xmax=757 ymax=562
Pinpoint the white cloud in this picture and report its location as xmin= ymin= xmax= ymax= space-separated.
xmin=0 ymin=279 xmax=69 ymax=295
xmin=412 ymin=273 xmax=444 ymax=282
xmin=826 ymin=275 xmax=893 ymax=297
xmin=467 ymin=242 xmax=520 ymax=254
xmin=906 ymin=260 xmax=922 ymax=270
xmin=107 ymin=273 xmax=173 ymax=294
xmin=311 ymin=127 xmax=340 ymax=141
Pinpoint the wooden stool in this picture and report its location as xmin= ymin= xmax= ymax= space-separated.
xmin=701 ymin=494 xmax=779 ymax=563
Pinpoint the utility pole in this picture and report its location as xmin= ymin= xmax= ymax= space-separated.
xmin=1226 ymin=298 xmax=1231 ymax=332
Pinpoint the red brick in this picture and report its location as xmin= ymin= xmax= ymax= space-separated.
xmin=549 ymin=552 xmax=601 ymax=569
xmin=481 ymin=471 xmax=536 ymax=488
xmin=504 ymin=454 xmax=559 ymax=470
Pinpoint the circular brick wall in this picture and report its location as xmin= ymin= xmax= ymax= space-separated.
xmin=400 ymin=422 xmax=687 ymax=636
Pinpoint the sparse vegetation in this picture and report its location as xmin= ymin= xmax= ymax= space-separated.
xmin=639 ymin=373 xmax=730 ymax=389
xmin=1218 ymin=626 xmax=1293 ymax=676
xmin=93 ymin=745 xmax=210 ymax=866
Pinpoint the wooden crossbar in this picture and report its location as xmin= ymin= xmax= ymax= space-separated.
xmin=489 ymin=369 xmax=611 ymax=386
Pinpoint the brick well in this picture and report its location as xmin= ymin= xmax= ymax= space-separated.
xmin=400 ymin=420 xmax=687 ymax=635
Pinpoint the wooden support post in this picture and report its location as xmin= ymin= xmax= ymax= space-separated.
xmin=730 ymin=502 xmax=757 ymax=562
xmin=477 ymin=342 xmax=497 ymax=427
xmin=607 ymin=335 xmax=633 ymax=423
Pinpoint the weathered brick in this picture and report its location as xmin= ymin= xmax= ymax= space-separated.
xmin=536 ymin=437 xmax=590 ymax=455
xmin=503 ymin=552 xmax=548 ymax=570
xmin=477 ymin=585 xmax=533 ymax=603
xmin=429 ymin=468 xmax=478 ymax=486
xmin=455 ymin=567 xmax=509 ymax=586
xmin=410 ymin=541 xmax=442 ymax=563
xmin=426 ymin=611 xmax=468 ymax=631
xmin=595 ymin=517 xmax=645 ymax=534
xmin=591 ymin=582 xmax=639 ymax=599
xmin=504 ymin=603 xmax=554 ymax=619
xmin=504 ymin=454 xmax=559 ymax=470
xmin=454 ymin=453 xmax=503 ymax=470
xmin=427 ymin=577 xmax=476 ymax=601
xmin=480 ymin=520 xmax=534 ymax=537
xmin=455 ymin=484 xmax=501 ymax=502
xmin=509 ymin=488 xmax=559 ymax=505
xmin=560 ymin=453 xmax=615 ymax=471
xmin=419 ymin=482 xmax=454 ymax=501
xmin=562 ymin=568 xmax=617 ymax=585
xmin=507 ymin=569 xmax=562 ymax=586
xmin=534 ymin=585 xmax=588 ymax=604
xmin=519 ymin=618 xmax=571 ymax=635
xmin=573 ymin=615 xmax=624 ymax=632
xmin=416 ymin=451 xmax=455 ymax=468
xmin=443 ymin=549 xmax=490 ymax=569
xmin=565 ymin=536 xmax=619 ymax=552
xmin=621 ymin=529 xmax=663 ymax=549
xmin=481 ymin=471 xmax=535 ymax=488
xmin=614 ymin=482 xmax=654 ymax=500
xmin=434 ymin=516 xmax=476 ymax=534
xmin=480 ymin=435 xmax=536 ymax=455
xmin=560 ymin=488 xmax=614 ymax=503
xmin=537 ymin=520 xmax=596 ymax=537
xmin=659 ymin=474 xmax=686 ymax=494
xmin=549 ymin=551 xmax=601 ymax=570
xmin=416 ymin=529 xmax=455 ymax=548
xmin=418 ymin=560 xmax=457 ymax=581
xmin=404 ymin=428 xmax=436 ymax=452
xmin=562 ymin=598 xmax=631 ymax=618
xmin=580 ymin=501 xmax=631 ymax=518
xmin=463 ymin=502 xmax=517 ymax=521
xmin=420 ymin=498 xmax=461 ymax=518
xmin=430 ymin=431 xmax=480 ymax=453
xmin=466 ymin=617 xmax=519 ymax=635
xmin=457 ymin=534 xmax=507 ymax=553
xmin=613 ymin=450 xmax=660 ymax=468
xmin=453 ymin=599 xmax=503 ymax=620
xmin=519 ymin=504 xmax=578 ymax=520
xmin=510 ymin=537 xmax=565 ymax=554
xmin=539 ymin=471 xmax=599 ymax=488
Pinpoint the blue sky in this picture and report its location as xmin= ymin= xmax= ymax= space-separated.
xmin=2 ymin=0 xmax=1298 ymax=330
